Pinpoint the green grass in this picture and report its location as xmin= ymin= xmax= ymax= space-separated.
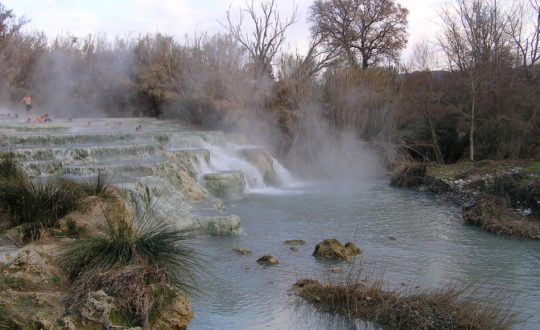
xmin=527 ymin=161 xmax=540 ymax=171
xmin=50 ymin=275 xmax=62 ymax=286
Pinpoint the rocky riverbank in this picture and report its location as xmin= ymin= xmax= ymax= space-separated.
xmin=391 ymin=160 xmax=540 ymax=239
xmin=0 ymin=203 xmax=194 ymax=330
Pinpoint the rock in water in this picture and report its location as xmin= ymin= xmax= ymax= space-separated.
xmin=257 ymin=255 xmax=279 ymax=266
xmin=284 ymin=239 xmax=305 ymax=245
xmin=313 ymin=239 xmax=361 ymax=260
xmin=345 ymin=242 xmax=361 ymax=256
xmin=330 ymin=267 xmax=344 ymax=273
xmin=233 ymin=248 xmax=252 ymax=255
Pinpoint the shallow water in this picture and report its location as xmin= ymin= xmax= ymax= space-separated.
xmin=190 ymin=179 xmax=540 ymax=330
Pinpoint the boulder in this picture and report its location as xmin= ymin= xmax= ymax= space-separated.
xmin=313 ymin=239 xmax=361 ymax=260
xmin=7 ymin=249 xmax=50 ymax=281
xmin=284 ymin=239 xmax=305 ymax=245
xmin=237 ymin=147 xmax=277 ymax=185
xmin=257 ymin=255 xmax=279 ymax=266
xmin=79 ymin=290 xmax=115 ymax=327
xmin=151 ymin=290 xmax=194 ymax=330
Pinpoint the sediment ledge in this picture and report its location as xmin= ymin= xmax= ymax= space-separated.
xmin=391 ymin=161 xmax=540 ymax=239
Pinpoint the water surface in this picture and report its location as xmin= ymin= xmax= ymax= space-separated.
xmin=190 ymin=180 xmax=540 ymax=329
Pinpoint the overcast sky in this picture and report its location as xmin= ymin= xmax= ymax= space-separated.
xmin=3 ymin=0 xmax=445 ymax=60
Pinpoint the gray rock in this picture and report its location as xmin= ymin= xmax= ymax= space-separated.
xmin=257 ymin=255 xmax=279 ymax=266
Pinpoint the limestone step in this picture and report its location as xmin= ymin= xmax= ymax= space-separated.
xmin=62 ymin=157 xmax=172 ymax=176
xmin=2 ymin=131 xmax=164 ymax=147
xmin=22 ymin=159 xmax=65 ymax=176
xmin=167 ymin=148 xmax=211 ymax=162
xmin=10 ymin=142 xmax=163 ymax=162
xmin=62 ymin=174 xmax=139 ymax=185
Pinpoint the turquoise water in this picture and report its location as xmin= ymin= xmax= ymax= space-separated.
xmin=190 ymin=180 xmax=540 ymax=329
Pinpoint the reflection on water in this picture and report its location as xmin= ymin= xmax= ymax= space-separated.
xmin=190 ymin=180 xmax=540 ymax=330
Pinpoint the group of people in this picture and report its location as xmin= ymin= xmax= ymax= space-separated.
xmin=19 ymin=94 xmax=53 ymax=123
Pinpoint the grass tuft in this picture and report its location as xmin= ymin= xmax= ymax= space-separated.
xmin=0 ymin=174 xmax=85 ymax=241
xmin=77 ymin=171 xmax=119 ymax=204
xmin=294 ymin=268 xmax=519 ymax=330
xmin=59 ymin=202 xmax=202 ymax=328
xmin=0 ymin=304 xmax=21 ymax=330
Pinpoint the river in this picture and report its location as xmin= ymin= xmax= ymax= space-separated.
xmin=190 ymin=179 xmax=540 ymax=329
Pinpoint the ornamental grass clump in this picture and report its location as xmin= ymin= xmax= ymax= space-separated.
xmin=0 ymin=155 xmax=85 ymax=240
xmin=77 ymin=171 xmax=119 ymax=205
xmin=59 ymin=202 xmax=201 ymax=328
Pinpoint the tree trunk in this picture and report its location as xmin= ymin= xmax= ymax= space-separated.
xmin=424 ymin=104 xmax=444 ymax=164
xmin=362 ymin=56 xmax=368 ymax=69
xmin=469 ymin=79 xmax=475 ymax=162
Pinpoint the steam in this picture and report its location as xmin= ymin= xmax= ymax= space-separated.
xmin=31 ymin=39 xmax=135 ymax=119
xmin=0 ymin=30 xmax=386 ymax=183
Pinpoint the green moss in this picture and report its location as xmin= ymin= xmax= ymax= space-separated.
xmin=62 ymin=218 xmax=87 ymax=238
xmin=0 ymin=275 xmax=27 ymax=290
xmin=149 ymin=285 xmax=176 ymax=323
xmin=109 ymin=307 xmax=140 ymax=327
xmin=49 ymin=275 xmax=61 ymax=286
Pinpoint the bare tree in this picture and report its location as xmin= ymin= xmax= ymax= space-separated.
xmin=439 ymin=0 xmax=512 ymax=161
xmin=402 ymin=40 xmax=438 ymax=73
xmin=278 ymin=35 xmax=341 ymax=84
xmin=309 ymin=0 xmax=408 ymax=68
xmin=224 ymin=0 xmax=297 ymax=79
xmin=507 ymin=0 xmax=540 ymax=66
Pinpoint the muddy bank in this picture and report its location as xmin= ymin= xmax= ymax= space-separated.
xmin=391 ymin=161 xmax=540 ymax=239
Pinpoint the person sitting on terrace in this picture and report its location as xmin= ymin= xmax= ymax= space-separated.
xmin=35 ymin=114 xmax=52 ymax=123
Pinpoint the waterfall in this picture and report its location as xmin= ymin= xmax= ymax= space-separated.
xmin=196 ymin=140 xmax=296 ymax=193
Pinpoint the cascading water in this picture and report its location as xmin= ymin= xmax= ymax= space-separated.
xmin=196 ymin=140 xmax=296 ymax=193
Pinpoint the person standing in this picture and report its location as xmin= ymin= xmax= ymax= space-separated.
xmin=20 ymin=94 xmax=32 ymax=114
